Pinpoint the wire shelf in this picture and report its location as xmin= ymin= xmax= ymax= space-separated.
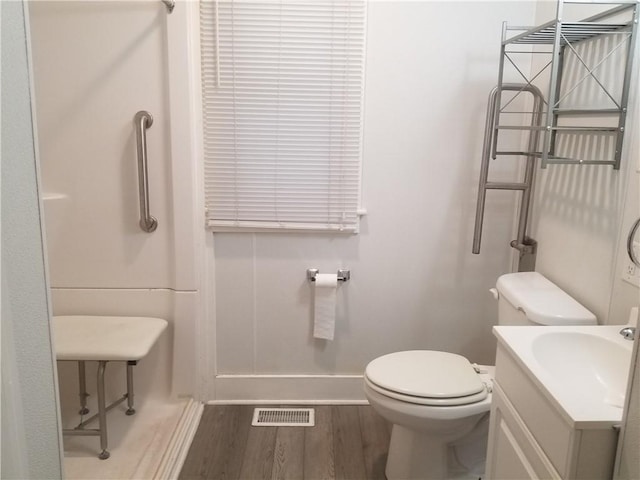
xmin=493 ymin=0 xmax=638 ymax=169
xmin=506 ymin=21 xmax=632 ymax=45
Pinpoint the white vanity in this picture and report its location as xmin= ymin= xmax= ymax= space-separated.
xmin=486 ymin=325 xmax=633 ymax=479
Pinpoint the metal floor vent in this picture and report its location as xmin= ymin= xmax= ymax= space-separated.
xmin=252 ymin=408 xmax=315 ymax=427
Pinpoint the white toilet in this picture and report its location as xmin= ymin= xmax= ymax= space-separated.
xmin=363 ymin=272 xmax=596 ymax=480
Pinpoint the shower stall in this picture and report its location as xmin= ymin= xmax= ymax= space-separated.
xmin=27 ymin=1 xmax=203 ymax=476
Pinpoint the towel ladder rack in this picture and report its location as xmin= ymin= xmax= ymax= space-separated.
xmin=472 ymin=83 xmax=545 ymax=271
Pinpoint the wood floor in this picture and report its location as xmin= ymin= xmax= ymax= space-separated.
xmin=179 ymin=405 xmax=390 ymax=480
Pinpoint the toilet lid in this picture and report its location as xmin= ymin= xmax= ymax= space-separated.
xmin=365 ymin=351 xmax=486 ymax=399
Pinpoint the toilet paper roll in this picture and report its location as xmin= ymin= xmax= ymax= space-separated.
xmin=313 ymin=273 xmax=338 ymax=341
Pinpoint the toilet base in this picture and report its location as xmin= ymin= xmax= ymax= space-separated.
xmin=386 ymin=424 xmax=449 ymax=480
xmin=384 ymin=414 xmax=490 ymax=480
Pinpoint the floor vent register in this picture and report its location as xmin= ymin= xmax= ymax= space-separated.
xmin=251 ymin=408 xmax=315 ymax=427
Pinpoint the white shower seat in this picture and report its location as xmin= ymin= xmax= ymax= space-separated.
xmin=53 ymin=315 xmax=168 ymax=460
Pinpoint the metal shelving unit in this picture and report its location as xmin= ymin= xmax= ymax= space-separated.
xmin=493 ymin=0 xmax=638 ymax=169
xmin=473 ymin=0 xmax=638 ymax=270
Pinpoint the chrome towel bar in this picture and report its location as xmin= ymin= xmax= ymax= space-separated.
xmin=627 ymin=217 xmax=640 ymax=267
xmin=134 ymin=111 xmax=158 ymax=233
xmin=307 ymin=269 xmax=350 ymax=282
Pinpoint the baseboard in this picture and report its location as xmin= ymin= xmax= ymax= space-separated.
xmin=154 ymin=398 xmax=204 ymax=480
xmin=210 ymin=374 xmax=368 ymax=404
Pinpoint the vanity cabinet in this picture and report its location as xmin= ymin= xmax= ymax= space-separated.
xmin=486 ymin=345 xmax=619 ymax=479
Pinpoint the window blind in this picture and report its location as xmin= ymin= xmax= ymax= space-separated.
xmin=200 ymin=0 xmax=366 ymax=232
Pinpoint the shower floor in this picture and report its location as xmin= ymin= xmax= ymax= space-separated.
xmin=62 ymin=398 xmax=188 ymax=479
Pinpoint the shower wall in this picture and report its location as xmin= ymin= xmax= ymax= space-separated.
xmin=28 ymin=1 xmax=199 ymax=400
xmin=210 ymin=1 xmax=538 ymax=402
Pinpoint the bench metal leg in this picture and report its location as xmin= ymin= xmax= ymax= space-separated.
xmin=64 ymin=359 xmax=139 ymax=459
xmin=125 ymin=361 xmax=136 ymax=416
xmin=96 ymin=361 xmax=110 ymax=460
xmin=78 ymin=361 xmax=90 ymax=415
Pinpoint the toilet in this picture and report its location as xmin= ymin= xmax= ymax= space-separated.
xmin=363 ymin=272 xmax=596 ymax=480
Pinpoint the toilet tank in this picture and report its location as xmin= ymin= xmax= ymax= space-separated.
xmin=495 ymin=272 xmax=597 ymax=326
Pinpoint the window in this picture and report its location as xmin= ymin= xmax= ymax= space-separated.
xmin=200 ymin=0 xmax=366 ymax=232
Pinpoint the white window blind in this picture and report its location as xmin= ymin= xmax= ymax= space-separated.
xmin=200 ymin=0 xmax=366 ymax=232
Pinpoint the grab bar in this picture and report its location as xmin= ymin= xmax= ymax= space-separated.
xmin=473 ymin=83 xmax=544 ymax=255
xmin=134 ymin=111 xmax=158 ymax=233
xmin=627 ymin=217 xmax=640 ymax=267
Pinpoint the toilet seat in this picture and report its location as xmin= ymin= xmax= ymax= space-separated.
xmin=365 ymin=376 xmax=489 ymax=406
xmin=365 ymin=351 xmax=488 ymax=406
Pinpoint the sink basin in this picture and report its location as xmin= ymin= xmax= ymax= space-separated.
xmin=532 ymin=331 xmax=631 ymax=408
xmin=494 ymin=325 xmax=634 ymax=425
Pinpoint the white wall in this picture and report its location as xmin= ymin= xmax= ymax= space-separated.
xmin=608 ymin=96 xmax=640 ymax=325
xmin=211 ymin=1 xmax=538 ymax=401
xmin=1 ymin=2 xmax=63 ymax=476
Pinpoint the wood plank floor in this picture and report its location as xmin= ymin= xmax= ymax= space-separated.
xmin=179 ymin=405 xmax=390 ymax=480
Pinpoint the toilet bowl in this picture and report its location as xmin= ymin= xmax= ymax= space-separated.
xmin=364 ymin=351 xmax=493 ymax=479
xmin=363 ymin=272 xmax=596 ymax=480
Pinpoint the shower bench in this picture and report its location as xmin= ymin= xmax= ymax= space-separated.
xmin=53 ymin=315 xmax=168 ymax=460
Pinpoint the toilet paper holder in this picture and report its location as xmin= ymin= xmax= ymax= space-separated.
xmin=307 ymin=268 xmax=350 ymax=282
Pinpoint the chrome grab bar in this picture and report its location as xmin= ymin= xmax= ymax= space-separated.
xmin=134 ymin=111 xmax=158 ymax=233
xmin=473 ymin=83 xmax=544 ymax=256
xmin=627 ymin=217 xmax=640 ymax=267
